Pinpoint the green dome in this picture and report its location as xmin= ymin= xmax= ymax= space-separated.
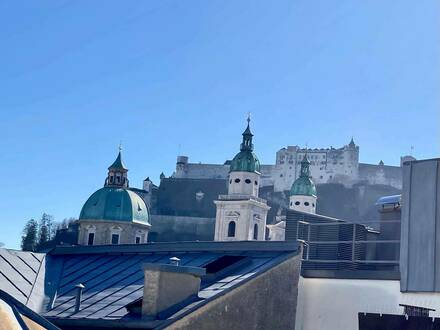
xmin=290 ymin=153 xmax=317 ymax=197
xmin=290 ymin=176 xmax=317 ymax=197
xmin=79 ymin=187 xmax=150 ymax=224
xmin=230 ymin=150 xmax=261 ymax=173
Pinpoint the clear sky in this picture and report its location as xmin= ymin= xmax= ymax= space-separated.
xmin=1 ymin=0 xmax=439 ymax=249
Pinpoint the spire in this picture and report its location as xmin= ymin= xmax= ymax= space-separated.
xmin=240 ymin=114 xmax=254 ymax=151
xmin=299 ymin=153 xmax=311 ymax=178
xmin=349 ymin=137 xmax=356 ymax=148
xmin=105 ymin=147 xmax=129 ymax=188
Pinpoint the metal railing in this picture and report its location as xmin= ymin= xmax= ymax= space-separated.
xmin=296 ymin=220 xmax=401 ymax=270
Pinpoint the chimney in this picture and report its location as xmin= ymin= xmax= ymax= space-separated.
xmin=142 ymin=258 xmax=205 ymax=318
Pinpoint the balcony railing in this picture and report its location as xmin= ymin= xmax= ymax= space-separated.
xmin=296 ymin=220 xmax=401 ymax=270
xmin=217 ymin=194 xmax=267 ymax=204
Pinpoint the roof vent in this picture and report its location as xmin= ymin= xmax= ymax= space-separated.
xmin=169 ymin=257 xmax=180 ymax=266
xmin=74 ymin=283 xmax=85 ymax=313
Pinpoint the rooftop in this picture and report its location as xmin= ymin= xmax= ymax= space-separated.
xmin=0 ymin=241 xmax=299 ymax=329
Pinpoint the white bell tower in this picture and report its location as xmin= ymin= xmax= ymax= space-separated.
xmin=214 ymin=117 xmax=270 ymax=241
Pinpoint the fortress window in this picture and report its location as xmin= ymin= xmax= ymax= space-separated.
xmin=304 ymin=202 xmax=310 ymax=206
xmin=295 ymin=201 xmax=300 ymax=206
xmin=245 ymin=179 xmax=251 ymax=184
xmin=227 ymin=221 xmax=236 ymax=237
xmin=234 ymin=178 xmax=241 ymax=183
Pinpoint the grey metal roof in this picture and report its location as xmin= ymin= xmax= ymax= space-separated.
xmin=33 ymin=241 xmax=299 ymax=328
xmin=376 ymin=194 xmax=401 ymax=206
xmin=0 ymin=249 xmax=45 ymax=305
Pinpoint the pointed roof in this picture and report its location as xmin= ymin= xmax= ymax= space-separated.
xmin=230 ymin=116 xmax=260 ymax=173
xmin=349 ymin=137 xmax=356 ymax=148
xmin=301 ymin=153 xmax=310 ymax=168
xmin=290 ymin=152 xmax=316 ymax=197
xmin=242 ymin=115 xmax=253 ymax=137
xmin=108 ymin=151 xmax=127 ymax=171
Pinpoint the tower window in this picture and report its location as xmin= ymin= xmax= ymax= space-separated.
xmin=253 ymin=224 xmax=258 ymax=240
xmin=234 ymin=178 xmax=241 ymax=183
xmin=295 ymin=201 xmax=300 ymax=206
xmin=87 ymin=233 xmax=94 ymax=246
xmin=304 ymin=201 xmax=310 ymax=206
xmin=135 ymin=236 xmax=141 ymax=244
xmin=245 ymin=179 xmax=251 ymax=184
xmin=254 ymin=181 xmax=258 ymax=185
xmin=111 ymin=233 xmax=120 ymax=245
xmin=229 ymin=179 xmax=232 ymax=184
xmin=227 ymin=221 xmax=236 ymax=237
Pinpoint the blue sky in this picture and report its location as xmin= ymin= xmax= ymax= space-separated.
xmin=0 ymin=0 xmax=439 ymax=249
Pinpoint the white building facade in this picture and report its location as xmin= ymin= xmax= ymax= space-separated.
xmin=214 ymin=119 xmax=270 ymax=241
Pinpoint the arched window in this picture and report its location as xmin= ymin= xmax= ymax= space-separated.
xmin=227 ymin=221 xmax=236 ymax=237
xmin=253 ymin=224 xmax=258 ymax=240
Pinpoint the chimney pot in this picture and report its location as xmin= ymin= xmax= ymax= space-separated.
xmin=169 ymin=257 xmax=180 ymax=266
xmin=74 ymin=283 xmax=85 ymax=313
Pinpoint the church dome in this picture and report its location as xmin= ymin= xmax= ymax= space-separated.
xmin=290 ymin=176 xmax=317 ymax=197
xmin=290 ymin=153 xmax=317 ymax=197
xmin=229 ymin=117 xmax=260 ymax=173
xmin=79 ymin=187 xmax=150 ymax=224
xmin=230 ymin=150 xmax=261 ymax=173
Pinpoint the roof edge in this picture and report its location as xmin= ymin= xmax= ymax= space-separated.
xmin=49 ymin=241 xmax=300 ymax=256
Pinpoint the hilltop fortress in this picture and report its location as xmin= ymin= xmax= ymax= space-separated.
xmin=173 ymin=139 xmax=414 ymax=192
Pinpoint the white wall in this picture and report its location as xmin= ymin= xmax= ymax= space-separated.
xmin=296 ymin=277 xmax=440 ymax=330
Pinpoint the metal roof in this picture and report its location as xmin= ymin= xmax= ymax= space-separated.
xmin=375 ymin=194 xmax=401 ymax=206
xmin=0 ymin=241 xmax=299 ymax=329
xmin=0 ymin=249 xmax=45 ymax=305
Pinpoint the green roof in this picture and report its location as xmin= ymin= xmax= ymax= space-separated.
xmin=230 ymin=119 xmax=260 ymax=173
xmin=79 ymin=187 xmax=150 ymax=224
xmin=290 ymin=154 xmax=316 ymax=197
xmin=290 ymin=176 xmax=317 ymax=197
xmin=108 ymin=151 xmax=127 ymax=171
xmin=230 ymin=150 xmax=261 ymax=173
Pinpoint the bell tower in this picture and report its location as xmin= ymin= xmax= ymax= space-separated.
xmin=214 ymin=117 xmax=269 ymax=241
xmin=289 ymin=154 xmax=317 ymax=214
xmin=105 ymin=146 xmax=129 ymax=188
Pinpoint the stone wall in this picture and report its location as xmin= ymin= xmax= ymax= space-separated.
xmin=172 ymin=142 xmax=403 ymax=192
xmin=166 ymin=251 xmax=302 ymax=330
xmin=149 ymin=215 xmax=215 ymax=242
